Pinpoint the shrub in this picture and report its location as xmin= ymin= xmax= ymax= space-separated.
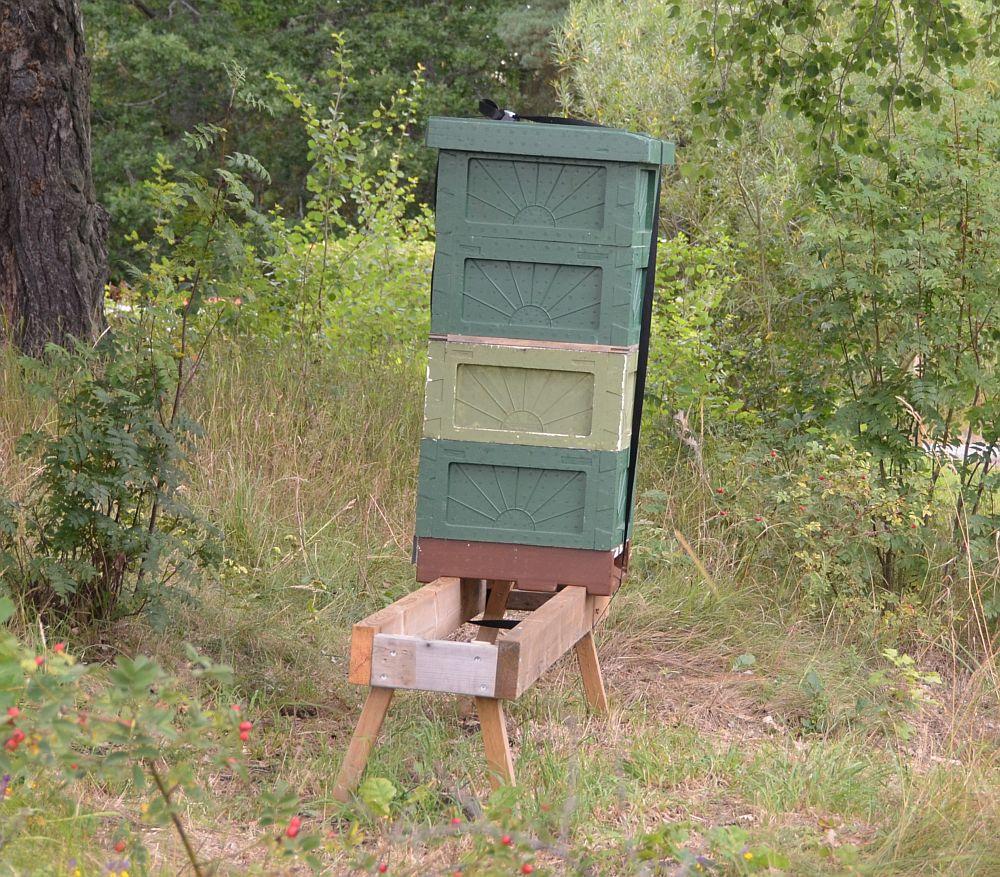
xmin=0 ymin=331 xmax=220 ymax=625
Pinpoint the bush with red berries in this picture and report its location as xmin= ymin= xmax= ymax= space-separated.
xmin=0 ymin=597 xmax=322 ymax=873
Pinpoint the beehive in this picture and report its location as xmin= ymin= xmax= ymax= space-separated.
xmin=415 ymin=115 xmax=673 ymax=593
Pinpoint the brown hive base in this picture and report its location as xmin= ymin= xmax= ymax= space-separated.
xmin=414 ymin=537 xmax=629 ymax=596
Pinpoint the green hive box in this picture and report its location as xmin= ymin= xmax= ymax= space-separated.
xmin=423 ymin=339 xmax=636 ymax=451
xmin=415 ymin=438 xmax=628 ymax=550
xmin=430 ymin=237 xmax=648 ymax=346
xmin=427 ymin=117 xmax=673 ymax=249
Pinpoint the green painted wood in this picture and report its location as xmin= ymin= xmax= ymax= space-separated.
xmin=415 ymin=438 xmax=629 ymax=550
xmin=434 ymin=151 xmax=661 ymax=248
xmin=426 ymin=117 xmax=674 ymax=165
xmin=423 ymin=340 xmax=636 ymax=451
xmin=430 ymin=237 xmax=648 ymax=346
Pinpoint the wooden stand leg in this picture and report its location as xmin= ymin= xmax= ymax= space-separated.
xmin=477 ymin=580 xmax=514 ymax=645
xmin=574 ymin=631 xmax=608 ymax=715
xmin=332 ymin=686 xmax=395 ymax=802
xmin=475 ymin=696 xmax=515 ymax=788
xmin=459 ymin=580 xmax=516 ymax=720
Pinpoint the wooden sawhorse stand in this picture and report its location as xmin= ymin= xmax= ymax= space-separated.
xmin=332 ymin=577 xmax=610 ymax=800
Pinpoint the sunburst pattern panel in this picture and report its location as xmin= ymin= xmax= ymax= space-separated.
xmin=461 ymin=259 xmax=602 ymax=332
xmin=466 ymin=158 xmax=607 ymax=231
xmin=444 ymin=463 xmax=587 ymax=536
xmin=454 ymin=364 xmax=595 ymax=437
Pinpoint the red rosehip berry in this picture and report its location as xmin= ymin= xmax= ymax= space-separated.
xmin=239 ymin=720 xmax=252 ymax=732
xmin=720 ymin=510 xmax=728 ymax=517
xmin=114 ymin=840 xmax=126 ymax=853
xmin=378 ymin=865 xmax=388 ymax=874
xmin=54 ymin=642 xmax=65 ymax=654
xmin=521 ymin=865 xmax=534 ymax=875
xmin=231 ymin=704 xmax=241 ymax=713
xmin=70 ymin=763 xmax=78 ymax=770
xmin=285 ymin=816 xmax=302 ymax=838
xmin=7 ymin=707 xmax=19 ymax=719
xmin=770 ymin=450 xmax=778 ymax=458
xmin=239 ymin=730 xmax=250 ymax=742
xmin=754 ymin=516 xmax=763 ymax=522
xmin=34 ymin=656 xmax=44 ymax=666
xmin=451 ymin=816 xmax=462 ymax=825
xmin=716 ymin=487 xmax=725 ymax=494
xmin=501 ymin=835 xmax=512 ymax=846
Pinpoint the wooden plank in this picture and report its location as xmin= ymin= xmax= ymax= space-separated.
xmin=494 ymin=586 xmax=593 ymax=699
xmin=475 ymin=697 xmax=515 ymax=788
xmin=592 ymin=594 xmax=612 ymax=626
xmin=477 ymin=580 xmax=513 ymax=645
xmin=505 ymin=589 xmax=557 ymax=612
xmin=370 ymin=634 xmax=498 ymax=697
xmin=347 ymin=626 xmax=377 ymax=685
xmin=348 ymin=578 xmax=485 ymax=684
xmin=574 ymin=631 xmax=608 ymax=714
xmin=332 ymin=686 xmax=394 ymax=802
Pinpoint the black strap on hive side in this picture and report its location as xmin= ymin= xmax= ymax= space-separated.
xmin=623 ymin=179 xmax=660 ymax=540
xmin=476 ymin=97 xmax=661 ymax=541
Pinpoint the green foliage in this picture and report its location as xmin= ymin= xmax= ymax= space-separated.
xmin=685 ymin=0 xmax=997 ymax=161
xmin=647 ymin=231 xmax=750 ymax=428
xmin=558 ymin=0 xmax=999 ymax=616
xmin=0 ymin=68 xmax=277 ymax=627
xmin=83 ymin=0 xmax=563 ymax=274
xmin=745 ymin=438 xmax=929 ymax=604
xmin=263 ymin=40 xmax=433 ymax=351
xmin=807 ymin=100 xmax=1000 ymax=549
xmin=0 ymin=605 xmax=238 ymax=873
xmin=0 ymin=333 xmax=219 ymax=624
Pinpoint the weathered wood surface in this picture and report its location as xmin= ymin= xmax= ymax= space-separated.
xmin=475 ymin=697 xmax=515 ymax=788
xmin=371 ymin=634 xmax=498 ymax=697
xmin=332 ymin=686 xmax=394 ymax=802
xmin=574 ymin=631 xmax=608 ymax=714
xmin=494 ymin=586 xmax=594 ymax=699
xmin=348 ymin=577 xmax=485 ymax=684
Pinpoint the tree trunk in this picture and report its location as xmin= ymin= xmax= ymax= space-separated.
xmin=0 ymin=0 xmax=108 ymax=355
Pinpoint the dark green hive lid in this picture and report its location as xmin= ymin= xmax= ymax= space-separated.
xmin=426 ymin=116 xmax=674 ymax=165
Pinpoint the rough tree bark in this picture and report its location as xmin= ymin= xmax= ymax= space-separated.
xmin=0 ymin=0 xmax=108 ymax=354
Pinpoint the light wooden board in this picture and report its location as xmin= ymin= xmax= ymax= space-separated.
xmin=574 ymin=631 xmax=608 ymax=714
xmin=494 ymin=585 xmax=594 ymax=699
xmin=371 ymin=634 xmax=498 ymax=697
xmin=475 ymin=696 xmax=515 ymax=787
xmin=331 ymin=686 xmax=394 ymax=802
xmin=348 ymin=577 xmax=485 ymax=684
